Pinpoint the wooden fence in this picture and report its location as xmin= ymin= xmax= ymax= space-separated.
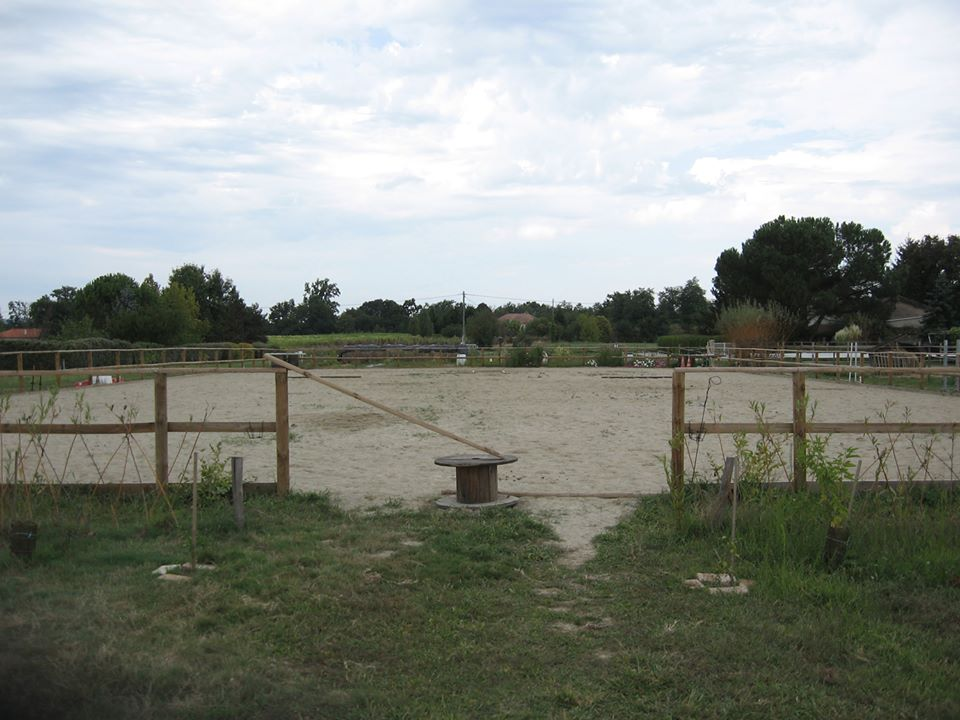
xmin=0 ymin=366 xmax=289 ymax=494
xmin=671 ymin=366 xmax=960 ymax=490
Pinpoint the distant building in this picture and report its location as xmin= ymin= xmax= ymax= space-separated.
xmin=497 ymin=312 xmax=535 ymax=329
xmin=887 ymin=298 xmax=928 ymax=332
xmin=0 ymin=327 xmax=42 ymax=339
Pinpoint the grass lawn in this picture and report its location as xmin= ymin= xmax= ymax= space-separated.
xmin=1 ymin=489 xmax=958 ymax=719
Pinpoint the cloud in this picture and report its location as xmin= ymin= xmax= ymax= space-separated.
xmin=1 ymin=0 xmax=958 ymax=312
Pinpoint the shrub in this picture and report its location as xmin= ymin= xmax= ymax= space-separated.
xmin=833 ymin=324 xmax=862 ymax=344
xmin=593 ymin=347 xmax=624 ymax=367
xmin=506 ymin=346 xmax=545 ymax=367
xmin=716 ymin=301 xmax=795 ymax=347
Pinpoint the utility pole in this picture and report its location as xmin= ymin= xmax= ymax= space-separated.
xmin=551 ymin=299 xmax=555 ymax=343
xmin=461 ymin=291 xmax=466 ymax=344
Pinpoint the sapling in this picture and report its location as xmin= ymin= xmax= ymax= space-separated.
xmin=804 ymin=436 xmax=859 ymax=569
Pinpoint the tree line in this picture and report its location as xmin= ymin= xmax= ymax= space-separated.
xmin=3 ymin=218 xmax=958 ymax=345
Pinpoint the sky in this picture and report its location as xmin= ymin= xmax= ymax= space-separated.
xmin=2 ymin=0 xmax=959 ymax=315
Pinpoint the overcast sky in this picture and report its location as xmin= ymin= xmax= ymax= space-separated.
xmin=2 ymin=0 xmax=958 ymax=315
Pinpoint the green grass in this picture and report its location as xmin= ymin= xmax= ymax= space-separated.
xmin=1 ymin=489 xmax=958 ymax=719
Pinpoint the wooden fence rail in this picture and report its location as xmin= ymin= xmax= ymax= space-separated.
xmin=671 ymin=366 xmax=960 ymax=491
xmin=0 ymin=367 xmax=289 ymax=495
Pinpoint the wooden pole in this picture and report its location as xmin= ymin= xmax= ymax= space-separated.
xmin=274 ymin=369 xmax=290 ymax=496
xmin=191 ymin=452 xmax=198 ymax=569
xmin=16 ymin=353 xmax=24 ymax=393
xmin=54 ymin=352 xmax=61 ymax=387
xmin=231 ymin=456 xmax=245 ymax=530
xmin=266 ymin=354 xmax=505 ymax=458
xmin=730 ymin=457 xmax=739 ymax=572
xmin=154 ymin=373 xmax=168 ymax=487
xmin=671 ymin=370 xmax=685 ymax=487
xmin=792 ymin=371 xmax=806 ymax=490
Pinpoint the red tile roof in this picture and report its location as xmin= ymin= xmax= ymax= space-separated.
xmin=0 ymin=327 xmax=41 ymax=339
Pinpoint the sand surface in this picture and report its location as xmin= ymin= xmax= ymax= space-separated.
xmin=5 ymin=367 xmax=958 ymax=564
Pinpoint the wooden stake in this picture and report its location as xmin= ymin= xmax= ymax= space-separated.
xmin=231 ymin=456 xmax=245 ymax=530
xmin=274 ymin=370 xmax=290 ymax=496
xmin=191 ymin=452 xmax=198 ymax=571
xmin=671 ymin=370 xmax=685 ymax=487
xmin=154 ymin=373 xmax=168 ymax=487
xmin=730 ymin=457 xmax=739 ymax=572
xmin=792 ymin=371 xmax=806 ymax=490
xmin=265 ymin=354 xmax=505 ymax=458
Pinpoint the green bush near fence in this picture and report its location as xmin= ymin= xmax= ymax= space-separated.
xmin=506 ymin=346 xmax=546 ymax=367
xmin=593 ymin=346 xmax=624 ymax=367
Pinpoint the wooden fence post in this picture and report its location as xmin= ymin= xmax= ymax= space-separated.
xmin=154 ymin=373 xmax=168 ymax=486
xmin=792 ymin=371 xmax=806 ymax=490
xmin=231 ymin=456 xmax=245 ymax=530
xmin=17 ymin=353 xmax=24 ymax=393
xmin=671 ymin=370 xmax=685 ymax=485
xmin=275 ymin=369 xmax=290 ymax=496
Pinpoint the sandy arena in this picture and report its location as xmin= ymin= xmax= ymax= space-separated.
xmin=4 ymin=367 xmax=958 ymax=564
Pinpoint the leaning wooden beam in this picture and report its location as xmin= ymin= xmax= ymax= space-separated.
xmin=265 ymin=353 xmax=504 ymax=458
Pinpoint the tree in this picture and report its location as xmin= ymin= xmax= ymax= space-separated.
xmin=599 ymin=289 xmax=662 ymax=341
xmin=169 ymin=264 xmax=267 ymax=342
xmin=6 ymin=301 xmax=30 ymax=328
xmin=595 ymin=315 xmax=613 ymax=342
xmin=658 ymin=278 xmax=713 ymax=334
xmin=298 ymin=278 xmax=340 ymax=334
xmin=425 ymin=300 xmax=462 ymax=338
xmin=268 ymin=299 xmax=299 ymax=335
xmin=411 ymin=310 xmax=434 ymax=337
xmin=890 ymin=235 xmax=960 ymax=330
xmin=269 ymin=279 xmax=341 ymax=335
xmin=75 ymin=273 xmax=139 ymax=335
xmin=466 ymin=305 xmax=497 ymax=346
xmin=154 ymin=282 xmax=205 ymax=344
xmin=29 ymin=286 xmax=79 ymax=337
xmin=834 ymin=222 xmax=894 ymax=323
xmin=575 ymin=313 xmax=601 ymax=342
xmin=338 ymin=299 xmax=409 ymax=333
xmin=712 ymin=216 xmax=891 ymax=337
